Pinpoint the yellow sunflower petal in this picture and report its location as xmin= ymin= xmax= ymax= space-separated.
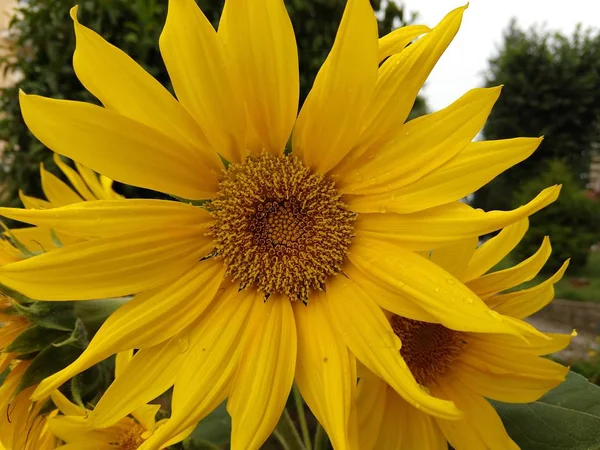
xmin=19 ymin=92 xmax=217 ymax=200
xmin=0 ymin=199 xmax=211 ymax=240
xmin=47 ymin=415 xmax=115 ymax=444
xmin=40 ymin=164 xmax=83 ymax=206
xmin=70 ymin=6 xmax=219 ymax=171
xmin=0 ymin=226 xmax=210 ymax=301
xmin=462 ymin=337 xmax=568 ymax=379
xmin=131 ymin=404 xmax=161 ymax=432
xmin=75 ymin=163 xmax=112 ymax=200
xmin=0 ymin=362 xmax=27 ymax=408
xmin=114 ymin=350 xmax=133 ymax=378
xmin=345 ymin=137 xmax=541 ymax=213
xmin=292 ymin=0 xmax=378 ymax=174
xmin=338 ymin=86 xmax=502 ymax=195
xmin=19 ymin=190 xmax=51 ymax=210
xmin=219 ymin=0 xmax=298 ymax=156
xmin=294 ymin=296 xmax=355 ymax=450
xmin=378 ymin=25 xmax=430 ymax=61
xmin=471 ymin=330 xmax=575 ymax=357
xmin=325 ymin=276 xmax=461 ymax=420
xmin=32 ymin=259 xmax=224 ymax=401
xmin=91 ymin=336 xmax=187 ymax=428
xmin=3 ymin=227 xmax=83 ymax=253
xmin=492 ymin=260 xmax=569 ymax=319
xmin=55 ymin=442 xmax=112 ymax=450
xmin=50 ymin=391 xmax=86 ymax=417
xmin=160 ymin=0 xmax=246 ymax=163
xmin=466 ymin=237 xmax=551 ymax=298
xmin=228 ymin=296 xmax=296 ymax=450
xmin=345 ymin=6 xmax=466 ymax=164
xmin=429 ymin=237 xmax=478 ymax=280
xmin=375 ymin=389 xmax=447 ymax=450
xmin=99 ymin=175 xmax=122 ymax=200
xmin=140 ymin=288 xmax=256 ymax=450
xmin=346 ymin=262 xmax=438 ymax=322
xmin=53 ymin=154 xmax=96 ymax=201
xmin=349 ymin=236 xmax=523 ymax=335
xmin=356 ymin=369 xmax=388 ymax=450
xmin=355 ymin=185 xmax=560 ymax=251
xmin=453 ymin=355 xmax=567 ymax=404
xmin=463 ymin=218 xmax=529 ymax=282
xmin=433 ymin=378 xmax=519 ymax=450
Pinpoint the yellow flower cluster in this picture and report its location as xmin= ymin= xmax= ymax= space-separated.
xmin=0 ymin=1 xmax=573 ymax=449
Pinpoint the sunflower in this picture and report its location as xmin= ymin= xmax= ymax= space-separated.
xmin=0 ymin=244 xmax=58 ymax=450
xmin=7 ymin=154 xmax=123 ymax=253
xmin=0 ymin=1 xmax=561 ymax=448
xmin=47 ymin=351 xmax=164 ymax=450
xmin=0 ymin=241 xmax=28 ymax=377
xmin=355 ymin=219 xmax=573 ymax=450
xmin=0 ymin=362 xmax=57 ymax=450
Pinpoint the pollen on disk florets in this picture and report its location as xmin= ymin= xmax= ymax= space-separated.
xmin=391 ymin=315 xmax=467 ymax=387
xmin=209 ymin=153 xmax=355 ymax=302
xmin=113 ymin=423 xmax=146 ymax=450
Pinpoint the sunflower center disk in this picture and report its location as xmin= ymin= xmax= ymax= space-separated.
xmin=210 ymin=154 xmax=355 ymax=301
xmin=391 ymin=315 xmax=466 ymax=386
xmin=114 ymin=424 xmax=146 ymax=450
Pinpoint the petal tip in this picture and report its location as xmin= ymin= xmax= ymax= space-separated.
xmin=69 ymin=5 xmax=79 ymax=22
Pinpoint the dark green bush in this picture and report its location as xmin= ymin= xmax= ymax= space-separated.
xmin=512 ymin=159 xmax=600 ymax=272
xmin=0 ymin=0 xmax=422 ymax=207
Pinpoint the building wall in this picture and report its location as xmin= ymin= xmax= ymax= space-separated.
xmin=0 ymin=0 xmax=17 ymax=88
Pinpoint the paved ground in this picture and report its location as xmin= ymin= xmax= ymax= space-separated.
xmin=527 ymin=315 xmax=600 ymax=362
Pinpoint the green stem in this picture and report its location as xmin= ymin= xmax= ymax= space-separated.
xmin=313 ymin=424 xmax=329 ymax=450
xmin=273 ymin=408 xmax=306 ymax=450
xmin=293 ymin=384 xmax=312 ymax=449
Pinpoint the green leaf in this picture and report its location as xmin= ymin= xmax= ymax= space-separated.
xmin=493 ymin=372 xmax=600 ymax=450
xmin=17 ymin=342 xmax=82 ymax=393
xmin=12 ymin=300 xmax=77 ymax=332
xmin=183 ymin=402 xmax=231 ymax=450
xmin=5 ymin=325 xmax=68 ymax=354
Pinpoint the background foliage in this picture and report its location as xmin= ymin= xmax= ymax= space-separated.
xmin=475 ymin=20 xmax=600 ymax=212
xmin=512 ymin=159 xmax=600 ymax=272
xmin=0 ymin=0 xmax=426 ymax=207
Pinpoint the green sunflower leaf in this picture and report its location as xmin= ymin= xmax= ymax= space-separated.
xmin=5 ymin=325 xmax=68 ymax=354
xmin=183 ymin=402 xmax=231 ymax=450
xmin=493 ymin=371 xmax=600 ymax=450
xmin=11 ymin=299 xmax=77 ymax=332
xmin=16 ymin=342 xmax=82 ymax=394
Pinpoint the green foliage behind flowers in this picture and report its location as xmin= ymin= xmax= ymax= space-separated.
xmin=475 ymin=20 xmax=600 ymax=212
xmin=0 ymin=0 xmax=421 ymax=208
xmin=512 ymin=159 xmax=600 ymax=272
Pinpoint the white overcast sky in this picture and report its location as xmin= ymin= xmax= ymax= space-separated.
xmin=407 ymin=0 xmax=600 ymax=111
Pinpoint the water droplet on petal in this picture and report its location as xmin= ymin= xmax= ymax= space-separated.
xmin=446 ymin=278 xmax=455 ymax=285
xmin=177 ymin=336 xmax=189 ymax=353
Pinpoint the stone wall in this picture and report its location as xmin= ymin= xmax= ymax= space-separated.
xmin=533 ymin=298 xmax=600 ymax=334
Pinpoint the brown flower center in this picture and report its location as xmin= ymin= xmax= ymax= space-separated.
xmin=112 ymin=423 xmax=146 ymax=450
xmin=210 ymin=154 xmax=355 ymax=301
xmin=391 ymin=315 xmax=467 ymax=386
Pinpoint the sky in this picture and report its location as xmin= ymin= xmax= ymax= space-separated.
xmin=410 ymin=0 xmax=600 ymax=111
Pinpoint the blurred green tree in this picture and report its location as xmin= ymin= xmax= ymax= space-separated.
xmin=0 ymin=0 xmax=427 ymax=207
xmin=475 ymin=20 xmax=600 ymax=211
